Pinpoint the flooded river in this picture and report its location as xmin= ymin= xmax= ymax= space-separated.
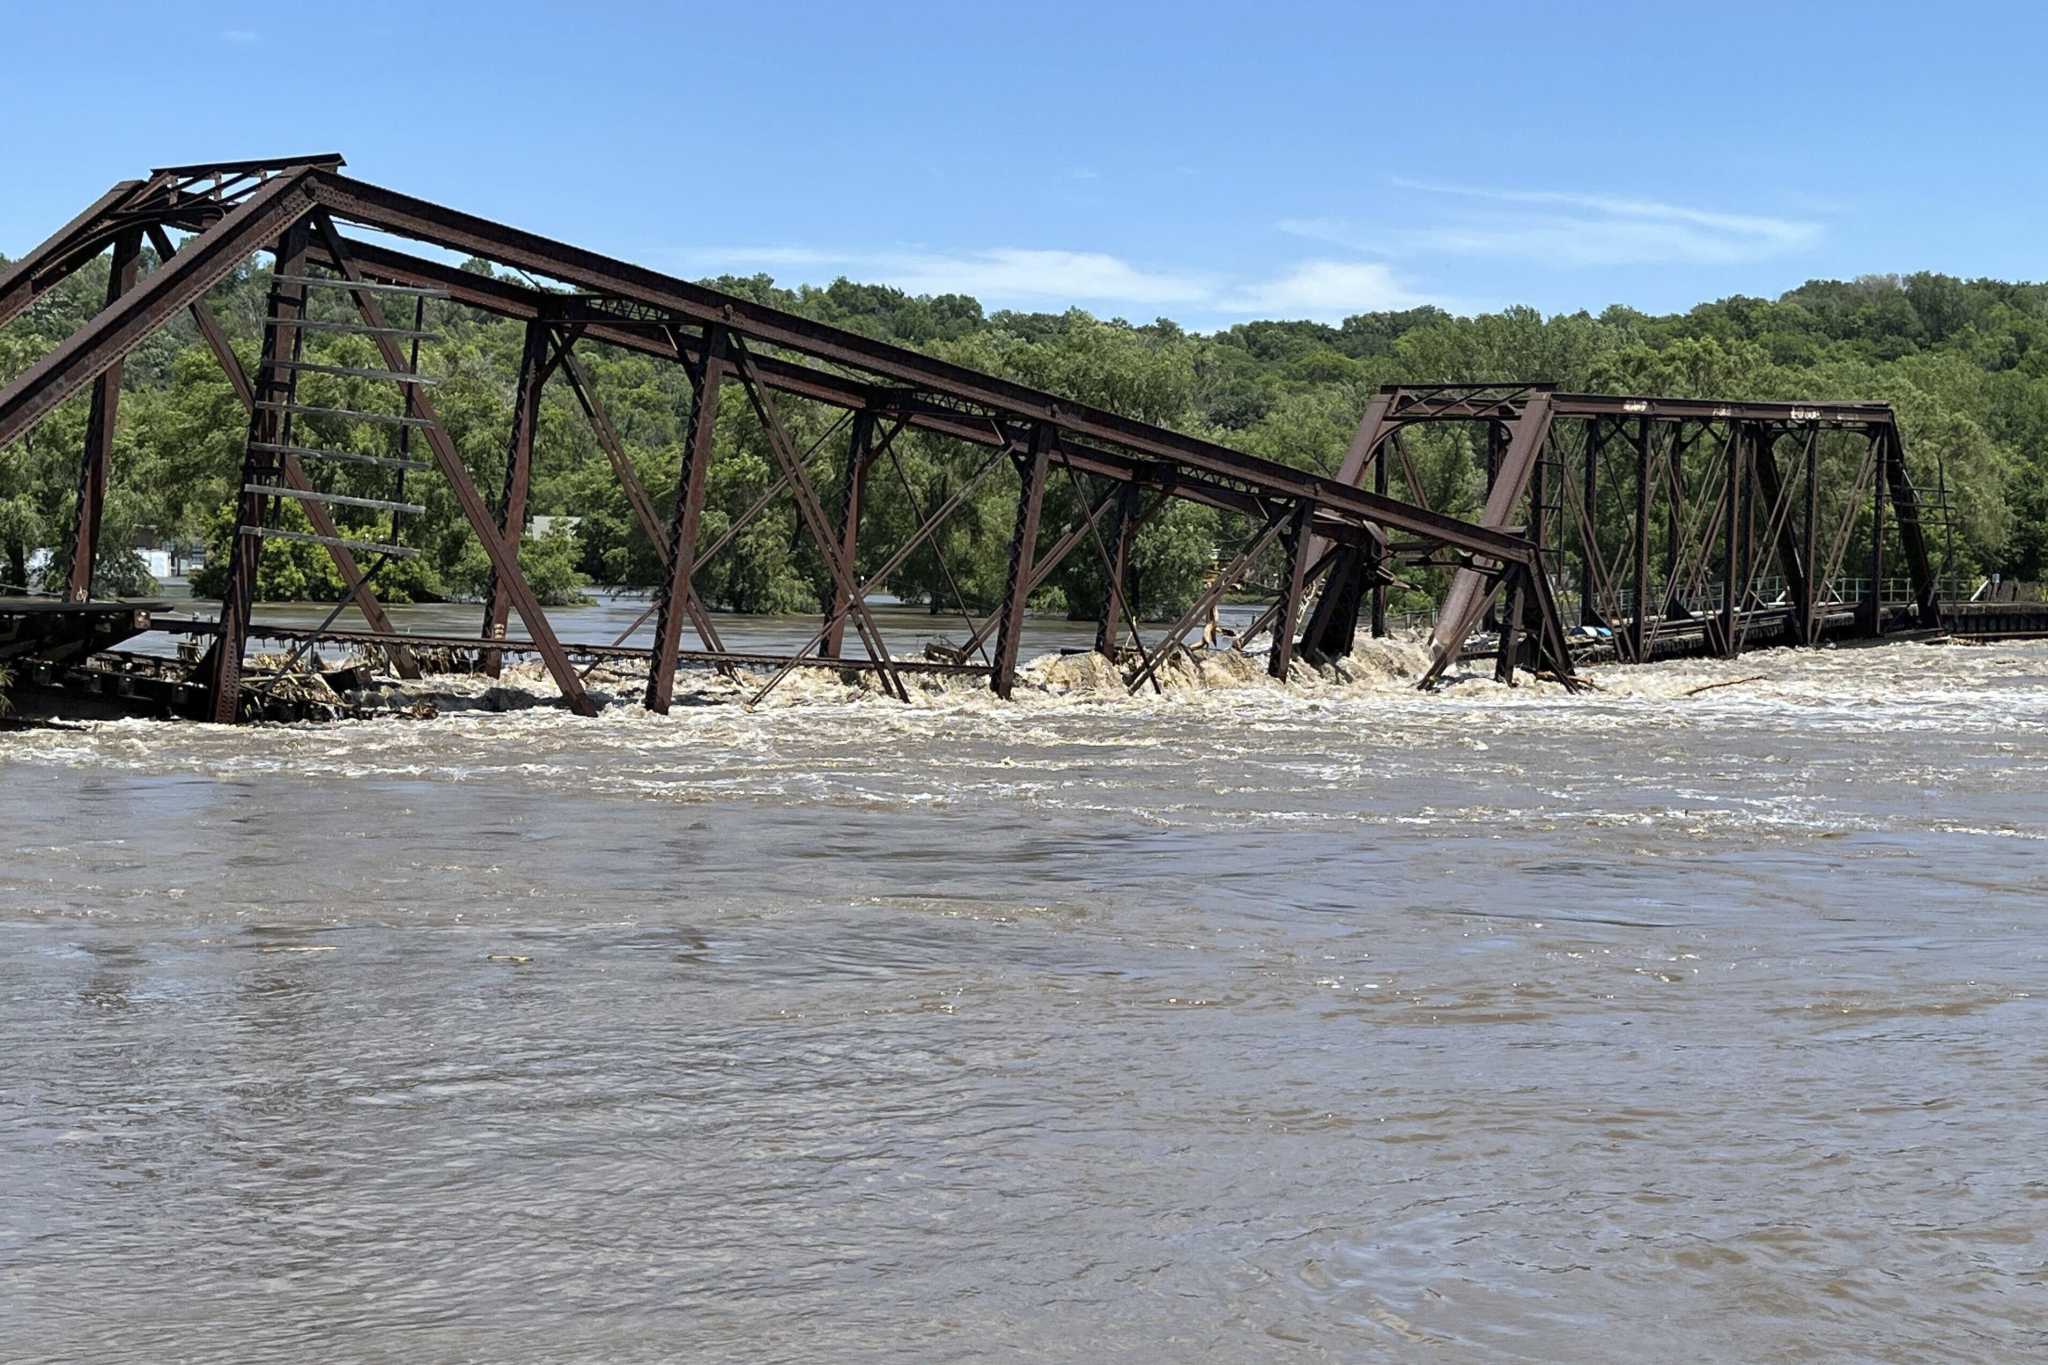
xmin=3 ymin=629 xmax=2045 ymax=1361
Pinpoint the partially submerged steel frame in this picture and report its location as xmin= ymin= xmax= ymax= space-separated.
xmin=1295 ymin=384 xmax=1942 ymax=681
xmin=2 ymin=158 xmax=1585 ymax=717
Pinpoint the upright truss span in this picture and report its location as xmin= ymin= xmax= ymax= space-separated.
xmin=1300 ymin=385 xmax=1945 ymax=685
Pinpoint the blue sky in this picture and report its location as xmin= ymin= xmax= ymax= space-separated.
xmin=5 ymin=2 xmax=2045 ymax=330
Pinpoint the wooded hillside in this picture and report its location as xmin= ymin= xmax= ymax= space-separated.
xmin=3 ymin=253 xmax=2040 ymax=619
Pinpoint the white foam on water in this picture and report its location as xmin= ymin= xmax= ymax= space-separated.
xmin=5 ymin=640 xmax=2044 ymax=850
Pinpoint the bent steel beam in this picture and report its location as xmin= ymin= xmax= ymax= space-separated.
xmin=19 ymin=159 xmax=1943 ymax=716
xmin=1427 ymin=395 xmax=1554 ymax=680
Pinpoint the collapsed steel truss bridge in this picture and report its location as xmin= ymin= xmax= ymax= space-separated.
xmin=0 ymin=156 xmax=1949 ymax=721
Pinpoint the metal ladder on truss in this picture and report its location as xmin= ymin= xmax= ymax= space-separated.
xmin=234 ymin=275 xmax=447 ymax=668
xmin=237 ymin=275 xmax=445 ymax=572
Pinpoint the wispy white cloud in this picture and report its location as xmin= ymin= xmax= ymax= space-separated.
xmin=673 ymin=244 xmax=1440 ymax=323
xmin=1220 ymin=260 xmax=1431 ymax=317
xmin=221 ymin=27 xmax=259 ymax=44
xmin=1285 ymin=182 xmax=1824 ymax=268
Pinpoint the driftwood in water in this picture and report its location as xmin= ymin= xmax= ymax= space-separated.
xmin=1684 ymin=675 xmax=1766 ymax=697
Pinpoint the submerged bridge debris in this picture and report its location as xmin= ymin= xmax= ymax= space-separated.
xmin=0 ymin=155 xmax=2034 ymax=723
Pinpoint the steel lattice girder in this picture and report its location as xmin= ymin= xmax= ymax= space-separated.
xmin=1340 ymin=383 xmax=1942 ymax=678
xmin=0 ymin=157 xmax=1585 ymax=714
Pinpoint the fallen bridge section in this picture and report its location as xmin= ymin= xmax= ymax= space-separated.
xmin=0 ymin=598 xmax=165 ymax=668
xmin=0 ymin=155 xmax=1576 ymax=722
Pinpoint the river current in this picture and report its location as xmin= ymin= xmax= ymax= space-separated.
xmin=3 ymin=628 xmax=2045 ymax=1361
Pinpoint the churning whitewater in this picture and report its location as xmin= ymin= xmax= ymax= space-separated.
xmin=5 ymin=638 xmax=2046 ymax=1361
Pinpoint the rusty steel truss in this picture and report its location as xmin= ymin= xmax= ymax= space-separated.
xmin=3 ymin=157 xmax=1936 ymax=722
xmin=1302 ymin=384 xmax=1947 ymax=684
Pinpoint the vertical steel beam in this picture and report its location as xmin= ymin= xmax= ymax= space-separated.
xmin=1096 ymin=480 xmax=1140 ymax=659
xmin=1369 ymin=448 xmax=1389 ymax=638
xmin=1803 ymin=423 xmax=1820 ymax=643
xmin=1720 ymin=422 xmax=1746 ymax=657
xmin=63 ymin=230 xmax=143 ymax=601
xmin=481 ymin=318 xmax=550 ymax=677
xmin=1580 ymin=419 xmax=1602 ymax=627
xmin=1526 ymin=561 xmax=1581 ymax=686
xmin=1495 ymin=566 xmax=1526 ymax=685
xmin=1482 ymin=421 xmax=1506 ymax=636
xmin=646 ymin=325 xmax=727 ymax=713
xmin=1632 ymin=417 xmax=1651 ymax=662
xmin=204 ymin=222 xmax=311 ymax=722
xmin=1865 ymin=432 xmax=1887 ymax=637
xmin=1268 ymin=499 xmax=1315 ymax=679
xmin=1881 ymin=423 xmax=1941 ymax=628
xmin=820 ymin=409 xmax=875 ymax=660
xmin=990 ymin=423 xmax=1051 ymax=698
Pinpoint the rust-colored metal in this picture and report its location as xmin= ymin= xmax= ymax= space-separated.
xmin=203 ymin=219 xmax=311 ymax=722
xmin=64 ymin=228 xmax=141 ymax=601
xmin=1332 ymin=384 xmax=1945 ymax=685
xmin=27 ymin=158 xmax=1983 ymax=720
xmin=645 ymin=326 xmax=728 ymax=714
xmin=481 ymin=319 xmax=550 ymax=677
xmin=989 ymin=424 xmax=1052 ymax=699
xmin=308 ymin=211 xmax=596 ymax=717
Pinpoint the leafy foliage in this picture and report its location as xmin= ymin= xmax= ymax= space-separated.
xmin=6 ymin=250 xmax=2048 ymax=628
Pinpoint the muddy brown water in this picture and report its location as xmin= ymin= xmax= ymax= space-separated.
xmin=4 ymin=627 xmax=2045 ymax=1362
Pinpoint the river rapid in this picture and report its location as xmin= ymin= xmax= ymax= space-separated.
xmin=4 ymin=635 xmax=2045 ymax=1361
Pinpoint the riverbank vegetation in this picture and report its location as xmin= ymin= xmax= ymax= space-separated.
xmin=4 ymin=251 xmax=2044 ymax=621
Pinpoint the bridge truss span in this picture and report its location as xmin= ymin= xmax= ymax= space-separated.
xmin=4 ymin=159 xmax=1940 ymax=723
xmin=1304 ymin=384 xmax=1947 ymax=684
xmin=0 ymin=155 xmax=1584 ymax=720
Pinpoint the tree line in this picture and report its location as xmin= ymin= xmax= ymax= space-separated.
xmin=2 ymin=251 xmax=2042 ymax=626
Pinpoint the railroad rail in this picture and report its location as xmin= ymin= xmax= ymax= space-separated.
xmin=144 ymin=616 xmax=989 ymax=678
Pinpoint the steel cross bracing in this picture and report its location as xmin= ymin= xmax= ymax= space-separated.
xmin=1 ymin=158 xmax=1897 ymax=720
xmin=1296 ymin=383 xmax=1945 ymax=681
